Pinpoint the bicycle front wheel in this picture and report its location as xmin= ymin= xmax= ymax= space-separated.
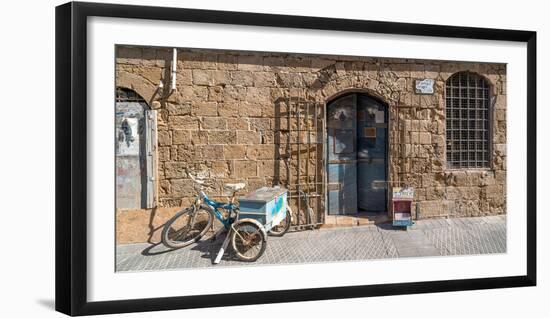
xmin=231 ymin=221 xmax=266 ymax=262
xmin=161 ymin=205 xmax=213 ymax=249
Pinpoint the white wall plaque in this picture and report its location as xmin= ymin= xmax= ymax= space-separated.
xmin=415 ymin=78 xmax=435 ymax=94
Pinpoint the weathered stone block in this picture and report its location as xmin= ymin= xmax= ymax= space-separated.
xmin=176 ymin=86 xmax=208 ymax=103
xmin=198 ymin=145 xmax=224 ymax=159
xmin=238 ymin=55 xmax=265 ymax=71
xmin=175 ymin=145 xmax=196 ymax=161
xmin=222 ymin=85 xmax=246 ymax=102
xmin=158 ymin=146 xmax=171 ymax=161
xmin=170 ymin=179 xmax=196 ymax=196
xmin=172 ymin=130 xmax=191 ymax=145
xmin=245 ymin=87 xmax=271 ymax=104
xmin=164 ymin=162 xmax=188 ymax=179
xmin=247 ymin=144 xmax=276 ymax=160
xmin=218 ymin=102 xmax=240 ymax=117
xmin=237 ymin=130 xmax=261 ymax=144
xmin=181 ymin=52 xmax=217 ymax=69
xmin=159 ymin=180 xmax=171 ymax=196
xmin=263 ymin=56 xmax=285 ymax=69
xmin=276 ymin=72 xmax=304 ymax=88
xmin=201 ymin=117 xmax=227 ymax=130
xmin=211 ymin=71 xmax=230 ymax=85
xmin=257 ymin=160 xmax=275 ymax=177
xmin=223 ymin=145 xmax=246 ymax=159
xmin=207 ymin=86 xmax=223 ymax=102
xmin=166 ymin=102 xmax=191 ymax=115
xmin=410 ymin=132 xmax=420 ymax=144
xmin=208 ymin=131 xmax=236 ymax=144
xmin=249 ymin=118 xmax=272 ymax=131
xmin=176 ymin=69 xmax=193 ymax=86
xmin=192 ymin=69 xmax=214 ymax=86
xmin=190 ymin=131 xmax=208 ymax=145
xmin=419 ymin=132 xmax=431 ymax=145
xmin=191 ymin=101 xmax=218 ymax=116
xmin=230 ymin=71 xmax=254 ymax=86
xmin=169 ymin=116 xmax=199 ymax=129
xmin=494 ymin=109 xmax=506 ymax=121
xmin=227 ymin=118 xmax=249 ymax=130
xmin=495 ymin=94 xmax=506 ymax=109
xmin=233 ymin=161 xmax=257 ymax=177
xmin=238 ymin=102 xmax=263 ymax=117
xmin=253 ymin=72 xmax=277 ymax=87
xmin=418 ymin=200 xmax=445 ymax=218
xmin=285 ymin=56 xmax=311 ymax=72
xmin=311 ymin=58 xmax=335 ymax=70
xmin=158 ymin=130 xmax=172 ymax=146
xmin=210 ymin=161 xmax=231 ymax=178
xmin=217 ymin=54 xmax=238 ymax=70
xmin=484 ymin=184 xmax=504 ymax=199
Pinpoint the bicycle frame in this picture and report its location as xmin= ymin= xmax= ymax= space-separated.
xmin=195 ymin=190 xmax=237 ymax=229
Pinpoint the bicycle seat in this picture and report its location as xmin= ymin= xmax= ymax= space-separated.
xmin=224 ymin=183 xmax=245 ymax=192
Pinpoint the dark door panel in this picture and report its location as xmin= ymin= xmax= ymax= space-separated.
xmin=327 ymin=94 xmax=357 ymax=215
xmin=356 ymin=95 xmax=387 ymax=212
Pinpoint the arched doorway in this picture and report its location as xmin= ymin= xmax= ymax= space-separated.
xmin=115 ymin=87 xmax=157 ymax=209
xmin=326 ymin=93 xmax=388 ymax=215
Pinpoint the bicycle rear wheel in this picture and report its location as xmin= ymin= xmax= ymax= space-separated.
xmin=268 ymin=206 xmax=292 ymax=237
xmin=231 ymin=221 xmax=266 ymax=262
xmin=161 ymin=205 xmax=213 ymax=249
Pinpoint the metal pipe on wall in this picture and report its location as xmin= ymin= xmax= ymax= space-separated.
xmin=171 ymin=48 xmax=177 ymax=92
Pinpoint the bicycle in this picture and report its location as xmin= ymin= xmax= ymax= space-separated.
xmin=161 ymin=172 xmax=267 ymax=263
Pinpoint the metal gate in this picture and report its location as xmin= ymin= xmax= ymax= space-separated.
xmin=276 ymin=91 xmax=325 ymax=229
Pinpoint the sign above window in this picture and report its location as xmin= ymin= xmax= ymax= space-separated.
xmin=415 ymin=78 xmax=435 ymax=94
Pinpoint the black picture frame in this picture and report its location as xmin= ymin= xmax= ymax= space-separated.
xmin=55 ymin=1 xmax=537 ymax=316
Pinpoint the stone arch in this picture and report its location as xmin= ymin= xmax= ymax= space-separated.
xmin=442 ymin=70 xmax=497 ymax=96
xmin=324 ymin=87 xmax=390 ymax=106
xmin=316 ymin=73 xmax=401 ymax=107
xmin=116 ymin=70 xmax=157 ymax=104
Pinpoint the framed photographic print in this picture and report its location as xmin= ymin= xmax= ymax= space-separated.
xmin=55 ymin=1 xmax=536 ymax=316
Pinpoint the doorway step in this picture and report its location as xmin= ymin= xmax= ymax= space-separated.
xmin=323 ymin=212 xmax=390 ymax=228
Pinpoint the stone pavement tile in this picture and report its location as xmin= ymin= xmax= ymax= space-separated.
xmin=484 ymin=215 xmax=506 ymax=224
xmin=464 ymin=217 xmax=485 ymax=225
xmin=396 ymin=247 xmax=420 ymax=258
xmin=415 ymin=246 xmax=441 ymax=257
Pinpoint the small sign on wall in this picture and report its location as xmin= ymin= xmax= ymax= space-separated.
xmin=415 ymin=78 xmax=435 ymax=94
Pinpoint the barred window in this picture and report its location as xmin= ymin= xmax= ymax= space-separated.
xmin=445 ymin=71 xmax=490 ymax=168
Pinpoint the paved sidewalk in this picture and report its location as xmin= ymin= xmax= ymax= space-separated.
xmin=116 ymin=215 xmax=506 ymax=272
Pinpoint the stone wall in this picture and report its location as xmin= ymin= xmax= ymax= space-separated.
xmin=115 ymin=45 xmax=506 ymax=243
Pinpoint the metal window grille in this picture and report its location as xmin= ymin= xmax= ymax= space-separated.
xmin=445 ymin=71 xmax=490 ymax=168
xmin=116 ymin=87 xmax=146 ymax=102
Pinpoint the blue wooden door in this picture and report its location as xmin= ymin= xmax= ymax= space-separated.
xmin=357 ymin=95 xmax=387 ymax=212
xmin=327 ymin=94 xmax=357 ymax=215
xmin=327 ymin=94 xmax=387 ymax=215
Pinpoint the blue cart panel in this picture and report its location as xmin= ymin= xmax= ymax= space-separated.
xmin=238 ymin=187 xmax=288 ymax=232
